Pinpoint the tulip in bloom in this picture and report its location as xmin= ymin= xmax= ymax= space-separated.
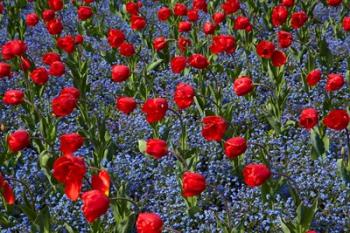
xmin=256 ymin=40 xmax=275 ymax=59
xmin=327 ymin=0 xmax=342 ymax=6
xmin=323 ymin=110 xmax=349 ymax=131
xmin=145 ymin=139 xmax=168 ymax=159
xmin=52 ymin=93 xmax=78 ymax=117
xmin=233 ymin=76 xmax=254 ymax=96
xmin=42 ymin=9 xmax=55 ymax=21
xmin=281 ymin=0 xmax=294 ymax=7
xmin=171 ymin=56 xmax=187 ymax=74
xmin=174 ymin=83 xmax=195 ymax=109
xmin=136 ymin=212 xmax=163 ymax=233
xmin=57 ymin=36 xmax=75 ymax=53
xmin=116 ymin=96 xmax=137 ymax=114
xmin=221 ymin=0 xmax=240 ymax=15
xmin=177 ymin=37 xmax=191 ymax=52
xmin=53 ymin=155 xmax=86 ymax=201
xmin=131 ymin=15 xmax=146 ymax=31
xmin=271 ymin=50 xmax=287 ymax=67
xmin=92 ymin=170 xmax=111 ymax=196
xmin=3 ymin=90 xmax=24 ymax=105
xmin=174 ymin=3 xmax=187 ymax=16
xmin=325 ymin=74 xmax=344 ymax=92
xmin=0 ymin=173 xmax=15 ymax=205
xmin=30 ymin=67 xmax=49 ymax=85
xmin=82 ymin=190 xmax=109 ymax=222
xmin=142 ymin=98 xmax=168 ymax=123
xmin=107 ymin=29 xmax=125 ymax=48
xmin=118 ymin=42 xmax=135 ymax=57
xmin=49 ymin=61 xmax=65 ymax=77
xmin=290 ymin=11 xmax=308 ymax=29
xmin=111 ymin=65 xmax=130 ymax=82
xmin=125 ymin=2 xmax=140 ymax=15
xmin=343 ymin=17 xmax=350 ymax=31
xmin=213 ymin=12 xmax=225 ymax=24
xmin=188 ymin=54 xmax=209 ymax=69
xmin=46 ymin=19 xmax=63 ymax=35
xmin=224 ymin=137 xmax=247 ymax=159
xmin=78 ymin=6 xmax=93 ymax=21
xmin=60 ymin=133 xmax=84 ymax=156
xmin=243 ymin=163 xmax=271 ymax=187
xmin=187 ymin=9 xmax=199 ymax=22
xmin=234 ymin=16 xmax=252 ymax=31
xmin=158 ymin=7 xmax=172 ymax=21
xmin=7 ymin=130 xmax=30 ymax=153
xmin=299 ymin=108 xmax=318 ymax=130
xmin=306 ymin=69 xmax=321 ymax=86
xmin=0 ymin=62 xmax=11 ymax=78
xmin=60 ymin=87 xmax=80 ymax=99
xmin=48 ymin=0 xmax=64 ymax=11
xmin=153 ymin=37 xmax=167 ymax=52
xmin=42 ymin=52 xmax=61 ymax=65
xmin=178 ymin=21 xmax=192 ymax=32
xmin=25 ymin=13 xmax=39 ymax=27
xmin=193 ymin=0 xmax=207 ymax=12
xmin=271 ymin=5 xmax=288 ymax=27
xmin=203 ymin=22 xmax=216 ymax=35
xmin=210 ymin=35 xmax=236 ymax=54
xmin=182 ymin=171 xmax=206 ymax=197
xmin=277 ymin=31 xmax=293 ymax=48
xmin=1 ymin=40 xmax=27 ymax=60
xmin=201 ymin=116 xmax=227 ymax=141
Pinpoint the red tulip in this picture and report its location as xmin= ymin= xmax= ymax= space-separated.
xmin=221 ymin=0 xmax=240 ymax=15
xmin=243 ymin=163 xmax=271 ymax=187
xmin=323 ymin=110 xmax=349 ymax=131
xmin=111 ymin=65 xmax=130 ymax=82
xmin=174 ymin=83 xmax=195 ymax=109
xmin=125 ymin=2 xmax=140 ymax=15
xmin=3 ymin=90 xmax=24 ymax=105
xmin=116 ymin=96 xmax=137 ymax=114
xmin=107 ymin=29 xmax=125 ymax=48
xmin=7 ymin=130 xmax=30 ymax=153
xmin=153 ymin=37 xmax=167 ymax=52
xmin=188 ymin=54 xmax=209 ymax=69
xmin=177 ymin=37 xmax=191 ymax=52
xmin=343 ymin=17 xmax=350 ymax=31
xmin=136 ymin=213 xmax=163 ymax=233
xmin=224 ymin=137 xmax=247 ymax=159
xmin=53 ymin=155 xmax=86 ymax=201
xmin=42 ymin=9 xmax=55 ymax=21
xmin=271 ymin=5 xmax=288 ymax=27
xmin=210 ymin=35 xmax=236 ymax=54
xmin=299 ymin=108 xmax=318 ymax=130
xmin=57 ymin=36 xmax=75 ymax=53
xmin=0 ymin=173 xmax=15 ymax=205
xmin=213 ymin=12 xmax=225 ymax=24
xmin=203 ymin=22 xmax=216 ymax=35
xmin=327 ymin=0 xmax=342 ymax=6
xmin=290 ymin=11 xmax=308 ymax=29
xmin=178 ymin=21 xmax=192 ymax=32
xmin=182 ymin=171 xmax=206 ymax=197
xmin=201 ymin=116 xmax=227 ymax=141
xmin=78 ymin=6 xmax=93 ymax=21
xmin=145 ymin=139 xmax=168 ymax=159
xmin=271 ymin=50 xmax=287 ymax=67
xmin=81 ymin=190 xmax=109 ymax=222
xmin=233 ymin=76 xmax=253 ymax=96
xmin=325 ymin=74 xmax=344 ymax=92
xmin=142 ymin=98 xmax=168 ymax=123
xmin=48 ymin=0 xmax=64 ymax=11
xmin=131 ymin=15 xmax=146 ymax=31
xmin=187 ymin=9 xmax=199 ymax=22
xmin=193 ymin=0 xmax=207 ymax=12
xmin=92 ymin=170 xmax=111 ymax=196
xmin=42 ymin=52 xmax=61 ymax=65
xmin=158 ymin=7 xmax=172 ymax=21
xmin=256 ymin=40 xmax=275 ymax=59
xmin=234 ymin=16 xmax=252 ymax=31
xmin=49 ymin=61 xmax=65 ymax=77
xmin=281 ymin=0 xmax=294 ymax=7
xmin=1 ymin=40 xmax=27 ymax=60
xmin=30 ymin=67 xmax=49 ymax=85
xmin=25 ymin=13 xmax=39 ymax=27
xmin=173 ymin=3 xmax=187 ymax=16
xmin=171 ymin=56 xmax=187 ymax=74
xmin=0 ymin=62 xmax=11 ymax=78
xmin=60 ymin=87 xmax=80 ymax=99
xmin=306 ymin=69 xmax=321 ymax=86
xmin=118 ymin=42 xmax=135 ymax=57
xmin=46 ymin=19 xmax=63 ymax=36
xmin=60 ymin=133 xmax=84 ymax=156
xmin=277 ymin=31 xmax=293 ymax=48
xmin=52 ymin=94 xmax=78 ymax=117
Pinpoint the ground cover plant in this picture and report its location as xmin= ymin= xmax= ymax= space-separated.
xmin=0 ymin=0 xmax=350 ymax=232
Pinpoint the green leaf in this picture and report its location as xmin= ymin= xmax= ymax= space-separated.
xmin=147 ymin=59 xmax=163 ymax=73
xmin=138 ymin=140 xmax=147 ymax=154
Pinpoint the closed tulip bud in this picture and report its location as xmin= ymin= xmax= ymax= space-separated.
xmin=327 ymin=0 xmax=342 ymax=6
xmin=42 ymin=52 xmax=61 ymax=65
xmin=42 ymin=9 xmax=55 ymax=21
xmin=173 ymin=3 xmax=187 ymax=16
xmin=82 ymin=190 xmax=109 ymax=222
xmin=48 ymin=0 xmax=64 ymax=11
xmin=281 ymin=0 xmax=294 ymax=7
xmin=60 ymin=87 xmax=80 ymax=99
xmin=224 ymin=137 xmax=247 ymax=159
xmin=0 ymin=173 xmax=15 ymax=205
xmin=57 ymin=36 xmax=75 ymax=53
xmin=277 ymin=30 xmax=293 ymax=48
xmin=118 ymin=42 xmax=135 ymax=57
xmin=7 ymin=130 xmax=30 ymax=153
xmin=130 ymin=15 xmax=146 ymax=31
xmin=213 ymin=12 xmax=225 ymax=24
xmin=158 ymin=7 xmax=172 ymax=21
xmin=343 ymin=17 xmax=350 ymax=31
xmin=178 ymin=21 xmax=192 ymax=32
xmin=78 ymin=6 xmax=93 ymax=20
xmin=3 ymin=90 xmax=24 ymax=105
xmin=233 ymin=76 xmax=253 ymax=96
xmin=243 ymin=164 xmax=271 ymax=187
xmin=290 ymin=11 xmax=308 ymax=29
xmin=153 ymin=37 xmax=167 ymax=51
xmin=107 ymin=29 xmax=125 ymax=48
xmin=46 ymin=19 xmax=63 ymax=35
xmin=271 ymin=50 xmax=287 ymax=67
xmin=203 ymin=21 xmax=216 ymax=35
xmin=187 ymin=9 xmax=199 ymax=22
xmin=182 ymin=171 xmax=206 ymax=197
xmin=221 ymin=0 xmax=240 ymax=15
xmin=116 ymin=96 xmax=137 ymax=114
xmin=0 ymin=63 xmax=11 ymax=78
xmin=271 ymin=5 xmax=288 ymax=27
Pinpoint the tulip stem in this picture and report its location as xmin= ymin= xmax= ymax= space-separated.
xmin=110 ymin=197 xmax=140 ymax=213
xmin=346 ymin=129 xmax=350 ymax=165
xmin=164 ymin=227 xmax=182 ymax=233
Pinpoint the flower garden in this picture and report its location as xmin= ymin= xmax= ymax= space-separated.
xmin=0 ymin=0 xmax=350 ymax=232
